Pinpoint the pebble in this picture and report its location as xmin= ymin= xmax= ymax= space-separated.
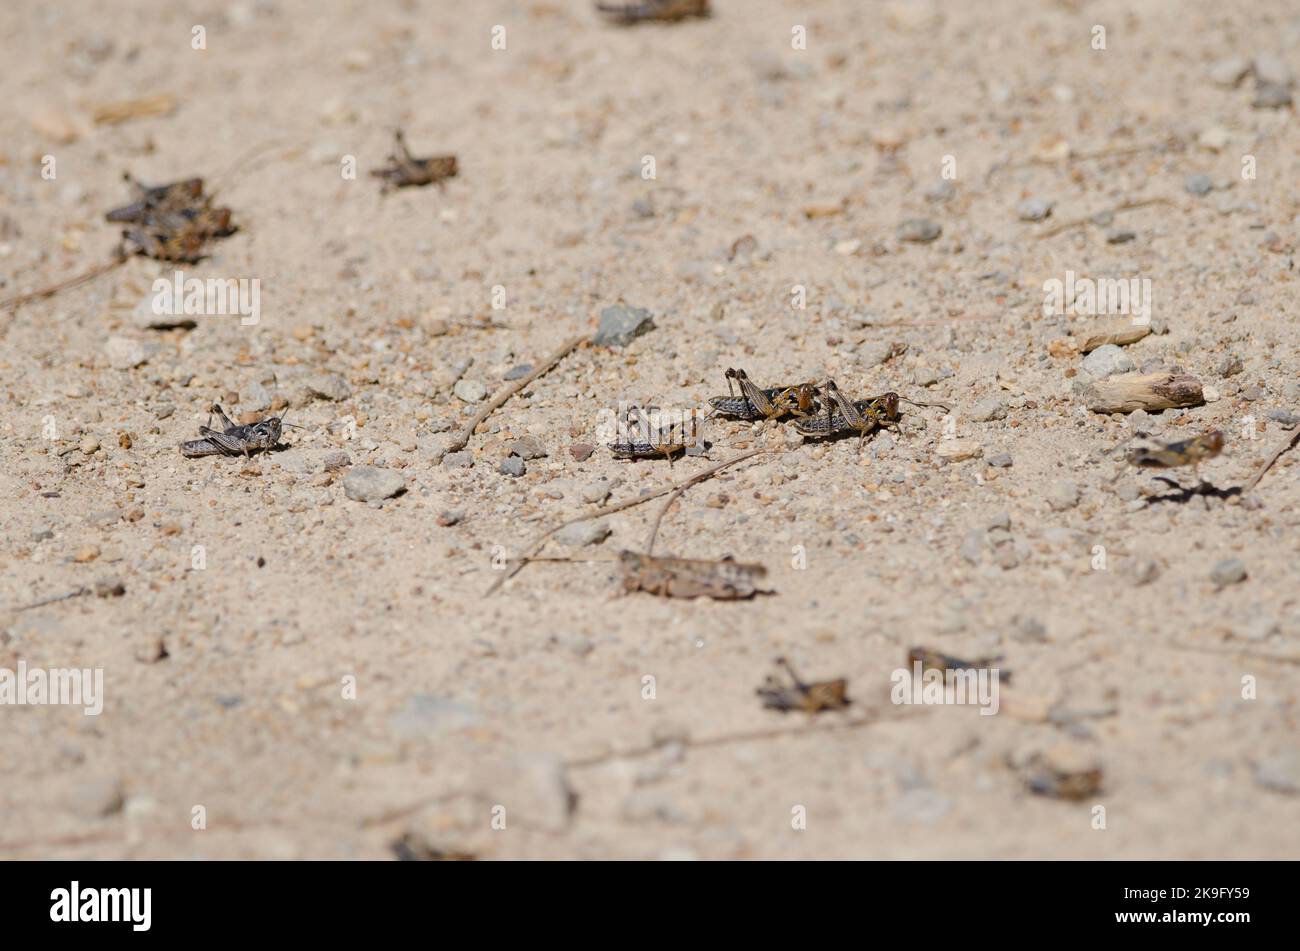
xmin=925 ymin=180 xmax=955 ymax=203
xmin=389 ymin=694 xmax=481 ymax=739
xmin=442 ymin=451 xmax=473 ymax=468
xmin=499 ymin=456 xmax=526 ymax=477
xmin=474 ymin=754 xmax=573 ymax=832
xmin=1208 ymin=56 xmax=1250 ymax=87
xmin=1106 ymin=228 xmax=1136 ymax=244
xmin=131 ymin=291 xmax=196 ymax=330
xmin=105 ymin=336 xmax=158 ymax=370
xmin=1016 ymin=197 xmax=1053 ymax=221
xmin=960 ymin=530 xmax=986 ymax=565
xmin=913 ymin=366 xmax=941 ymax=387
xmin=453 ymin=379 xmax=487 ymax=403
xmin=556 ymin=521 xmax=611 ymax=547
xmin=68 ymin=778 xmax=125 ymax=819
xmin=1133 ymin=558 xmax=1161 ymax=586
xmin=858 ymin=339 xmax=901 ymax=367
xmin=509 ymin=435 xmax=547 ymax=460
xmin=1265 ymin=408 xmax=1299 ymax=426
xmin=897 ymin=218 xmax=942 ymax=243
xmin=74 ymin=544 xmax=101 ymax=563
xmin=1253 ymin=52 xmax=1293 ymax=88
xmin=570 ymin=443 xmax=596 ymax=462
xmin=342 ymin=466 xmax=406 ymax=501
xmin=93 ymin=577 xmax=125 ymax=598
xmin=1198 ymin=126 xmax=1231 ymax=152
xmin=503 ymin=363 xmax=534 ymax=381
xmin=1254 ymin=751 xmax=1300 ymax=795
xmin=1237 ymin=615 xmax=1279 ymax=642
xmin=1046 ymin=481 xmax=1079 ymax=511
xmin=987 ymin=452 xmax=1013 ymax=467
xmin=322 ymin=450 xmax=351 ymax=471
xmin=32 ymin=525 xmax=54 ymax=542
xmin=935 ymin=439 xmax=981 ymax=462
xmin=968 ymin=396 xmax=1006 ymax=422
xmin=594 ymin=304 xmax=655 ymax=347
xmin=436 ymin=510 xmax=462 ymax=527
xmin=1210 ymin=557 xmax=1247 ymax=588
xmin=1253 ymin=82 xmax=1293 ymax=108
xmin=1082 ymin=344 xmax=1135 ymax=379
xmin=581 ymin=480 xmax=612 ymax=504
xmin=79 ymin=435 xmax=100 ymax=455
xmin=303 ymin=371 xmax=352 ymax=402
xmin=1185 ymin=173 xmax=1214 ymax=196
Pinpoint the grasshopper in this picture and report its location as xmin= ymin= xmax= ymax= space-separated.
xmin=794 ymin=383 xmax=902 ymax=443
xmin=708 ymin=368 xmax=821 ymax=422
xmin=619 ymin=550 xmax=767 ymax=599
xmin=756 ymin=657 xmax=850 ymax=713
xmin=1022 ymin=754 xmax=1104 ymax=801
xmin=180 ymin=404 xmax=301 ymax=458
xmin=1126 ymin=430 xmax=1224 ymax=485
xmin=106 ymin=174 xmax=236 ymax=263
xmin=908 ymin=647 xmax=1012 ymax=685
xmin=608 ymin=404 xmax=703 ymax=464
xmin=371 ymin=129 xmax=458 ymax=191
xmin=596 ymin=0 xmax=710 ymax=24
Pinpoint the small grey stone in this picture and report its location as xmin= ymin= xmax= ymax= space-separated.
xmin=303 ymin=371 xmax=351 ymax=402
xmin=1254 ymin=751 xmax=1300 ymax=795
xmin=499 ymin=456 xmax=526 ymax=477
xmin=1016 ymin=197 xmax=1054 ymax=222
xmin=581 ymin=480 xmax=612 ymax=504
xmin=1013 ymin=615 xmax=1048 ymax=642
xmin=389 ymin=694 xmax=481 ymax=739
xmin=1132 ymin=558 xmax=1161 ymax=586
xmin=994 ymin=546 xmax=1020 ymax=570
xmin=1082 ymin=344 xmax=1135 ymax=379
xmin=913 ymin=366 xmax=941 ymax=387
xmin=503 ymin=363 xmax=534 ymax=381
xmin=1208 ymin=56 xmax=1250 ymax=87
xmin=1253 ymin=52 xmax=1293 ymax=88
xmin=594 ymin=304 xmax=656 ymax=347
xmin=68 ymin=778 xmax=125 ymax=819
xmin=1253 ymin=82 xmax=1293 ymax=108
xmin=453 ymin=379 xmax=487 ymax=403
xmin=631 ymin=197 xmax=654 ymax=219
xmin=428 ymin=418 xmax=454 ymax=433
xmin=322 ymin=450 xmax=351 ymax=471
xmin=988 ymin=452 xmax=1013 ymax=468
xmin=858 ymin=339 xmax=900 ymax=368
xmin=342 ymin=466 xmax=406 ymax=501
xmin=442 ymin=451 xmax=473 ymax=468
xmin=509 ymin=435 xmax=547 ymax=460
xmin=1217 ymin=354 xmax=1244 ymax=378
xmin=1238 ymin=615 xmax=1279 ymax=642
xmin=987 ymin=511 xmax=1012 ymax=530
xmin=969 ymin=397 xmax=1006 ymax=422
xmin=556 ymin=521 xmax=611 ymax=547
xmin=32 ymin=525 xmax=54 ymax=542
xmin=1242 ymin=385 xmax=1263 ymax=401
xmin=1046 ymin=481 xmax=1080 ymax=511
xmin=132 ymin=291 xmax=196 ymax=330
xmin=897 ymin=218 xmax=942 ymax=243
xmin=1117 ymin=483 xmax=1140 ymax=502
xmin=925 ymin=180 xmax=956 ymax=203
xmin=959 ymin=528 xmax=985 ymax=565
xmin=1265 ymin=408 xmax=1299 ymax=426
xmin=1185 ymin=173 xmax=1214 ymax=196
xmin=1210 ymin=557 xmax=1247 ymax=588
xmin=1106 ymin=228 xmax=1136 ymax=244
xmin=105 ymin=336 xmax=159 ymax=370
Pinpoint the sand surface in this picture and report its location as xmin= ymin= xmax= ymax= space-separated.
xmin=2 ymin=0 xmax=1299 ymax=858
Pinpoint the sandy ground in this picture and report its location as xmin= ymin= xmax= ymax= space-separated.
xmin=1 ymin=0 xmax=1299 ymax=859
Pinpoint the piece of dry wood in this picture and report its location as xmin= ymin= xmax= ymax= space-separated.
xmin=91 ymin=93 xmax=177 ymax=125
xmin=434 ymin=335 xmax=586 ymax=464
xmin=1085 ymin=371 xmax=1203 ymax=414
xmin=0 ymin=258 xmax=125 ymax=315
xmin=485 ymin=447 xmax=771 ymax=595
xmin=1242 ymin=423 xmax=1300 ymax=493
xmin=1077 ymin=323 xmax=1150 ymax=352
xmin=1037 ymin=197 xmax=1174 ymax=240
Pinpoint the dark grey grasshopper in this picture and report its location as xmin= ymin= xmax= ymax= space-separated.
xmin=180 ymin=404 xmax=299 ymax=458
xmin=607 ymin=404 xmax=704 ymax=464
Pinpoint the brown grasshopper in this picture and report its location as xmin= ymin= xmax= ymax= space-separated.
xmin=105 ymin=174 xmax=236 ymax=263
xmin=907 ymin=647 xmax=1012 ymax=685
xmin=1022 ymin=754 xmax=1104 ymax=801
xmin=596 ymin=0 xmax=710 ymax=24
xmin=756 ymin=657 xmax=850 ymax=713
xmin=794 ymin=384 xmax=903 ymax=443
xmin=371 ymin=129 xmax=458 ymax=191
xmin=619 ymin=550 xmax=767 ymax=599
xmin=180 ymin=404 xmax=302 ymax=459
xmin=708 ymin=368 xmax=821 ymax=422
xmin=608 ymin=404 xmax=703 ymax=464
xmin=1126 ymin=430 xmax=1224 ymax=485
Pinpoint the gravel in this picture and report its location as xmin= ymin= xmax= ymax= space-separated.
xmin=1210 ymin=557 xmax=1247 ymax=588
xmin=594 ymin=304 xmax=655 ymax=347
xmin=897 ymin=218 xmax=942 ymax=243
xmin=342 ymin=466 xmax=406 ymax=501
xmin=1082 ymin=344 xmax=1136 ymax=379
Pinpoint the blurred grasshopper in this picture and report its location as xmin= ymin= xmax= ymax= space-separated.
xmin=608 ymin=404 xmax=703 ymax=464
xmin=756 ymin=657 xmax=850 ymax=713
xmin=1126 ymin=430 xmax=1224 ymax=485
xmin=180 ymin=404 xmax=301 ymax=459
xmin=371 ymin=129 xmax=458 ymax=191
xmin=596 ymin=0 xmax=710 ymax=24
xmin=908 ymin=647 xmax=1012 ymax=685
xmin=619 ymin=551 xmax=766 ymax=599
